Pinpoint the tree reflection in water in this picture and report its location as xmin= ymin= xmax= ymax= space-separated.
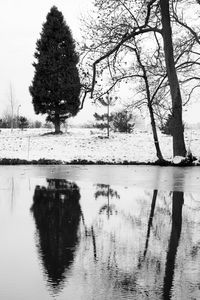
xmin=91 ymin=188 xmax=184 ymax=299
xmin=30 ymin=179 xmax=185 ymax=298
xmin=116 ymin=190 xmax=184 ymax=298
xmin=163 ymin=191 xmax=184 ymax=299
xmin=117 ymin=191 xmax=184 ymax=298
xmin=31 ymin=179 xmax=81 ymax=295
xmin=95 ymin=184 xmax=120 ymax=218
xmin=138 ymin=189 xmax=158 ymax=267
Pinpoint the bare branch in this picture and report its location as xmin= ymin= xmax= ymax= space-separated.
xmin=172 ymin=8 xmax=200 ymax=45
xmin=93 ymin=74 xmax=144 ymax=102
xmin=183 ymin=84 xmax=200 ymax=106
xmin=79 ymin=88 xmax=91 ymax=110
xmin=118 ymin=0 xmax=140 ymax=27
xmin=91 ymin=26 xmax=162 ymax=97
xmin=151 ymin=74 xmax=168 ymax=103
xmin=145 ymin=0 xmax=159 ymax=27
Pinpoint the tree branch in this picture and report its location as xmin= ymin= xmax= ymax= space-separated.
xmin=93 ymin=73 xmax=144 ymax=102
xmin=183 ymin=84 xmax=200 ymax=106
xmin=91 ymin=26 xmax=162 ymax=97
xmin=173 ymin=9 xmax=200 ymax=45
xmin=79 ymin=88 xmax=91 ymax=110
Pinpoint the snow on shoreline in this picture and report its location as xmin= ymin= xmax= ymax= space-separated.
xmin=0 ymin=127 xmax=199 ymax=163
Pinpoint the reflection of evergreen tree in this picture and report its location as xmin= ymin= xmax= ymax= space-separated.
xmin=95 ymin=184 xmax=120 ymax=217
xmin=94 ymin=184 xmax=120 ymax=200
xmin=163 ymin=191 xmax=184 ymax=299
xmin=31 ymin=179 xmax=81 ymax=294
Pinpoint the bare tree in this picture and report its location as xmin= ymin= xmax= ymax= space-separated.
xmin=81 ymin=0 xmax=200 ymax=157
xmin=160 ymin=0 xmax=186 ymax=156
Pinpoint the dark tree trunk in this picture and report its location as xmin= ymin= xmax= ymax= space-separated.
xmin=145 ymin=73 xmax=164 ymax=161
xmin=163 ymin=191 xmax=184 ymax=299
xmin=143 ymin=189 xmax=157 ymax=259
xmin=138 ymin=189 xmax=158 ymax=269
xmin=160 ymin=0 xmax=186 ymax=157
xmin=148 ymin=102 xmax=164 ymax=161
xmin=54 ymin=115 xmax=61 ymax=134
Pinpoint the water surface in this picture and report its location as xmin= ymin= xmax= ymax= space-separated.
xmin=0 ymin=165 xmax=200 ymax=299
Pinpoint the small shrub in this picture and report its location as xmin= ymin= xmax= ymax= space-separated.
xmin=34 ymin=120 xmax=42 ymax=128
xmin=112 ymin=110 xmax=135 ymax=133
xmin=19 ymin=116 xmax=29 ymax=130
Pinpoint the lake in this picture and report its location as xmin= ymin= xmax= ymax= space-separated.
xmin=0 ymin=165 xmax=200 ymax=300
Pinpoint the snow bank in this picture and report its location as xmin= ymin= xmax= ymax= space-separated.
xmin=0 ymin=128 xmax=199 ymax=163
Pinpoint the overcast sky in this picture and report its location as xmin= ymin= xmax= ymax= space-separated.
xmin=0 ymin=0 xmax=93 ymax=121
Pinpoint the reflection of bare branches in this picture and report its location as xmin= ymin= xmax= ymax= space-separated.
xmin=80 ymin=210 xmax=88 ymax=236
xmin=91 ymin=226 xmax=97 ymax=261
xmin=138 ymin=190 xmax=157 ymax=269
xmin=157 ymin=192 xmax=172 ymax=217
xmin=184 ymin=193 xmax=200 ymax=210
xmin=118 ymin=211 xmax=142 ymax=227
xmin=113 ymin=273 xmax=138 ymax=293
xmin=143 ymin=190 xmax=157 ymax=259
xmin=80 ymin=211 xmax=97 ymax=262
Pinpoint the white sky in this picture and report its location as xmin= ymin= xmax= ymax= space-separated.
xmin=0 ymin=0 xmax=199 ymax=124
xmin=0 ymin=0 xmax=93 ymax=122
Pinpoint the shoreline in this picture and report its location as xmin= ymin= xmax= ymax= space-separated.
xmin=0 ymin=157 xmax=198 ymax=166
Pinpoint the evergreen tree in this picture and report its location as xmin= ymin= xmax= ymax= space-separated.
xmin=93 ymin=112 xmax=113 ymax=132
xmin=93 ymin=95 xmax=117 ymax=138
xmin=29 ymin=6 xmax=80 ymax=133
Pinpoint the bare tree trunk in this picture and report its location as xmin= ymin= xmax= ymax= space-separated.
xmin=160 ymin=0 xmax=186 ymax=157
xmin=54 ymin=114 xmax=61 ymax=134
xmin=55 ymin=123 xmax=60 ymax=133
xmin=148 ymin=103 xmax=164 ymax=161
xmin=134 ymin=47 xmax=164 ymax=161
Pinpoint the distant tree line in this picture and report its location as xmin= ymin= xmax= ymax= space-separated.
xmin=0 ymin=114 xmax=46 ymax=129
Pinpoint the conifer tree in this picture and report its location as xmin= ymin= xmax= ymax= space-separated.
xmin=29 ymin=6 xmax=80 ymax=133
xmin=93 ymin=95 xmax=117 ymax=138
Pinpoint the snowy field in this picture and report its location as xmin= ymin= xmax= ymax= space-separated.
xmin=0 ymin=127 xmax=199 ymax=163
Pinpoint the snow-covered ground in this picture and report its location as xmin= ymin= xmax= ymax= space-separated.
xmin=0 ymin=127 xmax=199 ymax=163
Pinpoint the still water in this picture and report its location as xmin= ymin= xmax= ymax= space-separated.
xmin=0 ymin=165 xmax=200 ymax=300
